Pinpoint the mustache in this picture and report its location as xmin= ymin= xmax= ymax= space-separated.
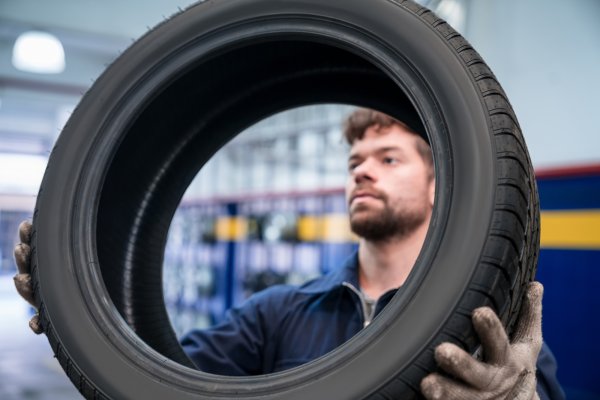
xmin=349 ymin=185 xmax=387 ymax=204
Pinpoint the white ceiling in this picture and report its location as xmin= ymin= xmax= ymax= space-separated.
xmin=0 ymin=0 xmax=445 ymax=158
xmin=0 ymin=0 xmax=198 ymax=156
xmin=0 ymin=1 xmax=196 ymax=39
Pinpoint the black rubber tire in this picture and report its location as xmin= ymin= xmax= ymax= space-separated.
xmin=30 ymin=0 xmax=540 ymax=399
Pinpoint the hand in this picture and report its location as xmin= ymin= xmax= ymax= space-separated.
xmin=13 ymin=220 xmax=43 ymax=334
xmin=420 ymin=282 xmax=543 ymax=400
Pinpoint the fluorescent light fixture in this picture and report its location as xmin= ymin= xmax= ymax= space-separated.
xmin=0 ymin=153 xmax=47 ymax=195
xmin=12 ymin=31 xmax=65 ymax=74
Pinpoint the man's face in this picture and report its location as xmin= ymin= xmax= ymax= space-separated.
xmin=345 ymin=124 xmax=435 ymax=241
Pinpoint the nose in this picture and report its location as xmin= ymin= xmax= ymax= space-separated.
xmin=351 ymin=157 xmax=376 ymax=184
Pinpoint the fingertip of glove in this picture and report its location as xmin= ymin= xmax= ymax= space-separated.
xmin=472 ymin=306 xmax=495 ymax=325
xmin=14 ymin=242 xmax=30 ymax=255
xmin=14 ymin=273 xmax=36 ymax=306
xmin=29 ymin=314 xmax=44 ymax=335
xmin=13 ymin=272 xmax=31 ymax=285
xmin=434 ymin=342 xmax=454 ymax=359
xmin=13 ymin=243 xmax=31 ymax=274
xmin=18 ymin=220 xmax=33 ymax=244
xmin=420 ymin=374 xmax=443 ymax=399
xmin=527 ymin=281 xmax=543 ymax=301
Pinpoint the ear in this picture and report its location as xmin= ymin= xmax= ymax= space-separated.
xmin=428 ymin=177 xmax=435 ymax=208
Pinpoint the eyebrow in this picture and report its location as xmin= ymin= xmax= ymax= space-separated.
xmin=348 ymin=146 xmax=405 ymax=161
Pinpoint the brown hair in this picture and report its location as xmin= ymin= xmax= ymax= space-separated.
xmin=343 ymin=108 xmax=433 ymax=175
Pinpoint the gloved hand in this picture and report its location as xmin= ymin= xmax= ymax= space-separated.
xmin=13 ymin=220 xmax=43 ymax=334
xmin=421 ymin=282 xmax=543 ymax=400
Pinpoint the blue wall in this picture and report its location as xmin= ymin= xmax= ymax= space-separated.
xmin=536 ymin=169 xmax=600 ymax=398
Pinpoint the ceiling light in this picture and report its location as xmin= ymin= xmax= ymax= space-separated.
xmin=12 ymin=31 xmax=65 ymax=74
xmin=436 ymin=0 xmax=465 ymax=34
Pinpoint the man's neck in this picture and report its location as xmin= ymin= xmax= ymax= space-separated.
xmin=357 ymin=221 xmax=429 ymax=301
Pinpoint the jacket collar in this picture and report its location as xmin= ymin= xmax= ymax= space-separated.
xmin=297 ymin=250 xmax=360 ymax=294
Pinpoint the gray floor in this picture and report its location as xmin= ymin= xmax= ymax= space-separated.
xmin=0 ymin=274 xmax=82 ymax=399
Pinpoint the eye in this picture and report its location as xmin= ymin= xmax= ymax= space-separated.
xmin=383 ymin=157 xmax=398 ymax=165
xmin=348 ymin=159 xmax=362 ymax=171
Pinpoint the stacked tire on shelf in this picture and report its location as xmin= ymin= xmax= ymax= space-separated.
xmin=30 ymin=0 xmax=539 ymax=399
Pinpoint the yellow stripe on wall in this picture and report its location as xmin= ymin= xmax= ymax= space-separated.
xmin=540 ymin=210 xmax=600 ymax=249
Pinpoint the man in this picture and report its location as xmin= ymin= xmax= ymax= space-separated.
xmin=14 ymin=109 xmax=564 ymax=399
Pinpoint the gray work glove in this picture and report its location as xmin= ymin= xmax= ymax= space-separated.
xmin=13 ymin=220 xmax=43 ymax=334
xmin=421 ymin=282 xmax=543 ymax=400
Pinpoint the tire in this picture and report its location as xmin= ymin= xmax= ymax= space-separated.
xmin=30 ymin=0 xmax=539 ymax=399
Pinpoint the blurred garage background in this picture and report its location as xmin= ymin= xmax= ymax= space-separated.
xmin=0 ymin=0 xmax=598 ymax=399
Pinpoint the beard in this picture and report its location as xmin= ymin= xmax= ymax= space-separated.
xmin=349 ymin=196 xmax=427 ymax=242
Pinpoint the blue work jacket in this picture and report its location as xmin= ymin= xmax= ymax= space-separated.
xmin=180 ymin=253 xmax=565 ymax=399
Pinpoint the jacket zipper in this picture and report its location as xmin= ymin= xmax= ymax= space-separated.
xmin=342 ymin=282 xmax=377 ymax=328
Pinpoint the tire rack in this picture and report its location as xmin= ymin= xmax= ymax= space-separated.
xmin=163 ymin=189 xmax=357 ymax=338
